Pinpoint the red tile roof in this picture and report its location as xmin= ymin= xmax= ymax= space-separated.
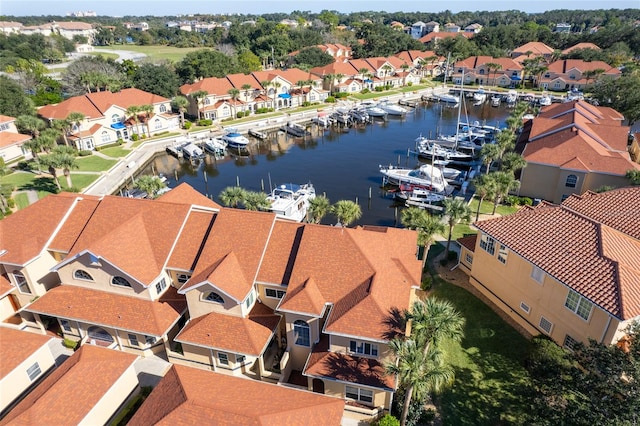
xmin=0 ymin=193 xmax=79 ymax=265
xmin=156 ymin=182 xmax=221 ymax=209
xmin=25 ymin=285 xmax=186 ymax=336
xmin=455 ymin=56 xmax=522 ymax=71
xmin=0 ymin=274 xmax=12 ymax=297
xmin=48 ymin=195 xmax=101 ymax=253
xmin=562 ymin=43 xmax=601 ymax=55
xmin=310 ymin=61 xmax=359 ymax=76
xmin=522 ymin=100 xmax=639 ymax=175
xmin=474 ymin=186 xmax=640 ymax=319
xmin=0 ymin=345 xmax=137 ymax=426
xmin=304 ymin=335 xmax=395 ymax=390
xmin=128 ymin=364 xmax=344 ymax=426
xmin=457 ymin=234 xmax=478 ymax=252
xmin=546 ymin=59 xmax=620 ymax=76
xmin=180 ymin=77 xmax=234 ymax=96
xmin=0 ymin=328 xmax=53 ymax=379
xmin=0 ymin=131 xmax=30 ymax=149
xmin=419 ymin=32 xmax=473 ymax=43
xmin=179 ymin=209 xmax=275 ymax=302
xmin=167 ymin=210 xmax=215 ymax=272
xmin=175 ymin=302 xmax=279 ymax=356
xmin=511 ymin=41 xmax=554 ymax=56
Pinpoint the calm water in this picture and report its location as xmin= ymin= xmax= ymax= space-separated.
xmin=142 ymin=101 xmax=511 ymax=227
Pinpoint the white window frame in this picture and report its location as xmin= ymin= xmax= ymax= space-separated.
xmin=539 ymin=316 xmax=553 ymax=335
xmin=464 ymin=253 xmax=473 ymax=265
xmin=60 ymin=319 xmax=72 ymax=332
xmin=519 ymin=301 xmax=530 ymax=314
xmin=26 ymin=362 xmax=42 ymax=382
xmin=564 ymin=290 xmax=593 ymax=321
xmin=218 ymin=352 xmax=229 ymax=366
xmin=13 ymin=272 xmax=31 ymax=294
xmin=154 ymin=118 xmax=162 ymax=130
xmin=100 ymin=131 xmax=110 ymax=144
xmin=111 ymin=276 xmax=132 ymax=288
xmin=74 ymin=269 xmax=94 ymax=281
xmin=293 ymin=320 xmax=310 ymax=347
xmin=349 ymin=340 xmax=379 ymax=357
xmin=563 ymin=334 xmax=579 ymax=351
xmin=479 ymin=234 xmax=495 ymax=255
xmin=265 ymin=288 xmax=286 ymax=299
xmin=245 ymin=290 xmax=255 ymax=309
xmin=565 ymin=174 xmax=578 ymax=188
xmin=345 ymin=385 xmax=374 ymax=404
xmin=204 ymin=292 xmax=224 ymax=304
xmin=176 ymin=274 xmax=190 ymax=284
xmin=531 ymin=265 xmax=545 ymax=284
xmin=128 ymin=333 xmax=139 ymax=346
xmin=155 ymin=278 xmax=167 ymax=294
xmin=497 ymin=244 xmax=508 ymax=264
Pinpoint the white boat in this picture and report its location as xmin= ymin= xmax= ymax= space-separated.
xmin=203 ymin=137 xmax=226 ymax=155
xmin=349 ymin=108 xmax=369 ymax=123
xmin=380 ymin=164 xmax=452 ymax=194
xmin=415 ymin=139 xmax=473 ymax=165
xmin=404 ymin=188 xmax=447 ymax=209
xmin=280 ymin=122 xmax=309 ymax=137
xmin=265 ymin=183 xmax=316 ymax=222
xmin=312 ymin=114 xmax=332 ymax=127
xmin=473 ymin=87 xmax=487 ymax=103
xmin=376 ymin=100 xmax=407 ymax=116
xmin=506 ymin=90 xmax=518 ymax=104
xmin=331 ymin=108 xmax=352 ymax=125
xmin=436 ymin=93 xmax=460 ymax=104
xmin=491 ymin=95 xmax=501 ymax=107
xmin=539 ymin=94 xmax=552 ymax=106
xmin=181 ymin=142 xmax=205 ymax=160
xmin=360 ymin=101 xmax=388 ymax=118
xmin=222 ymin=128 xmax=250 ymax=149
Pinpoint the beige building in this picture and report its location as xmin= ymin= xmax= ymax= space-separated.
xmin=0 ymin=115 xmax=31 ymax=164
xmin=458 ymin=187 xmax=640 ymax=348
xmin=517 ymin=100 xmax=640 ymax=203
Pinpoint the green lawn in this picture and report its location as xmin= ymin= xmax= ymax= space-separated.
xmin=99 ymin=146 xmax=131 ymax=158
xmin=62 ymin=173 xmax=100 ymax=190
xmin=0 ymin=171 xmax=39 ymax=188
xmin=88 ymin=51 xmax=119 ymax=61
xmin=75 ymin=155 xmax=118 ymax=172
xmin=432 ymin=280 xmax=532 ymax=425
xmin=13 ymin=192 xmax=29 ymax=209
xmin=467 ymin=197 xmax=519 ymax=217
xmin=446 ymin=222 xmax=477 ymax=243
xmin=94 ymin=45 xmax=202 ymax=62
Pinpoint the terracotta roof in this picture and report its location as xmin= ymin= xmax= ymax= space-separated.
xmin=156 ymin=182 xmax=221 ymax=209
xmin=522 ymin=100 xmax=639 ymax=175
xmin=0 ymin=328 xmax=53 ymax=379
xmin=180 ymin=77 xmax=234 ymax=96
xmin=546 ymin=59 xmax=620 ymax=75
xmin=455 ymin=56 xmax=522 ymax=71
xmin=127 ymin=364 xmax=344 ymax=426
xmin=0 ymin=345 xmax=138 ymax=426
xmin=256 ymin=220 xmax=303 ymax=285
xmin=0 ymin=22 xmax=22 ymax=28
xmin=225 ymin=73 xmax=261 ymax=90
xmin=279 ymin=225 xmax=420 ymax=341
xmin=474 ymin=187 xmax=640 ymax=319
xmin=512 ymin=41 xmax=554 ymax=56
xmin=419 ymin=32 xmax=473 ymax=43
xmin=457 ymin=234 xmax=477 ymax=252
xmin=562 ymin=43 xmax=601 ymax=54
xmin=55 ymin=21 xmax=94 ymax=30
xmin=304 ymin=335 xmax=395 ymax=390
xmin=180 ymin=209 xmax=275 ymax=302
xmin=25 ymin=285 xmax=186 ymax=336
xmin=64 ymin=196 xmax=192 ymax=284
xmin=175 ymin=302 xmax=279 ymax=356
xmin=310 ymin=61 xmax=359 ymax=76
xmin=167 ymin=210 xmax=215 ymax=272
xmin=0 ymin=131 xmax=30 ymax=149
xmin=0 ymin=274 xmax=12 ymax=297
xmin=48 ymin=195 xmax=101 ymax=253
xmin=0 ymin=193 xmax=79 ymax=266
xmin=276 ymin=68 xmax=318 ymax=85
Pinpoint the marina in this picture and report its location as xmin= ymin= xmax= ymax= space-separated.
xmin=137 ymin=99 xmax=512 ymax=227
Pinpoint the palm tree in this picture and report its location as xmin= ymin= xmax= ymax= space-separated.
xmin=54 ymin=147 xmax=79 ymax=189
xmin=134 ymin=175 xmax=166 ymax=199
xmin=296 ymin=80 xmax=307 ymax=107
xmin=228 ymin=88 xmax=241 ymax=119
xmin=218 ymin=186 xmax=247 ymax=208
xmin=472 ymin=173 xmax=498 ymax=221
xmin=485 ymin=62 xmax=502 ymax=87
xmin=171 ymin=96 xmax=189 ymax=129
xmin=501 ymin=152 xmax=527 ymax=175
xmin=308 ymin=195 xmax=331 ymax=223
xmin=272 ymin=81 xmax=282 ymax=110
xmin=331 ymin=200 xmax=362 ymax=227
xmin=243 ymin=191 xmax=270 ymax=211
xmin=495 ymin=129 xmax=516 ymax=154
xmin=381 ymin=64 xmax=393 ymax=87
xmin=386 ymin=338 xmax=454 ymax=426
xmin=125 ymin=105 xmax=142 ymax=137
xmin=407 ymin=297 xmax=465 ymax=356
xmin=400 ymin=63 xmax=410 ymax=86
xmin=480 ymin=143 xmax=503 ymax=174
xmin=261 ymin=80 xmax=272 ymax=109
xmin=23 ymin=138 xmax=45 ymax=172
xmin=192 ymin=90 xmax=208 ymax=121
xmin=491 ymin=171 xmax=520 ymax=215
xmin=66 ymin=111 xmax=86 ymax=146
xmin=323 ymin=73 xmax=336 ymax=95
xmin=16 ymin=115 xmax=45 ymax=140
xmin=140 ymin=104 xmax=154 ymax=137
xmin=400 ymin=207 xmax=445 ymax=270
xmin=442 ymin=198 xmax=471 ymax=254
xmin=241 ymin=83 xmax=253 ymax=115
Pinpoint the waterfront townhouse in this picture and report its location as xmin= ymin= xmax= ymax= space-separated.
xmin=0 ymin=328 xmax=56 ymax=414
xmin=0 ymin=115 xmax=32 ymax=163
xmin=452 ymin=56 xmax=524 ymax=88
xmin=561 ymin=42 xmax=601 ymax=56
xmin=128 ymin=364 xmax=344 ymax=425
xmin=395 ymin=50 xmax=445 ymax=77
xmin=511 ymin=41 xmax=555 ymax=64
xmin=538 ymin=59 xmax=621 ymax=92
xmin=0 ymin=345 xmax=139 ymax=425
xmin=38 ymin=88 xmax=179 ymax=150
xmin=457 ymin=186 xmax=640 ymax=348
xmin=310 ymin=61 xmax=361 ymax=93
xmin=516 ymin=100 xmax=640 ymax=203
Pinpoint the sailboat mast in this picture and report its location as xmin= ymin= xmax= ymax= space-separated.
xmin=454 ymin=69 xmax=464 ymax=149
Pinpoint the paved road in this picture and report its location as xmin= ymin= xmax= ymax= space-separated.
xmin=92 ymin=47 xmax=148 ymax=63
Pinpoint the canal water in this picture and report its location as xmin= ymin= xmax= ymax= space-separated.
xmin=140 ymin=100 xmax=512 ymax=227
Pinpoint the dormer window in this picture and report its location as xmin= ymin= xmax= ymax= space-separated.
xmin=204 ymin=292 xmax=224 ymax=304
xmin=74 ymin=270 xmax=94 ymax=281
xmin=159 ymin=104 xmax=167 ymax=113
xmin=111 ymin=276 xmax=132 ymax=288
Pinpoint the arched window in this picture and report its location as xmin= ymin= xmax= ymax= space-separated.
xmin=293 ymin=320 xmax=310 ymax=347
xmin=565 ymin=174 xmax=578 ymax=188
xmin=204 ymin=98 xmax=211 ymax=105
xmin=111 ymin=276 xmax=132 ymax=287
xmin=74 ymin=270 xmax=94 ymax=281
xmin=204 ymin=292 xmax=224 ymax=304
xmin=154 ymin=118 xmax=161 ymax=130
xmin=12 ymin=272 xmax=31 ymax=294
xmin=111 ymin=113 xmax=120 ymax=123
xmin=101 ymin=131 xmax=110 ymax=143
xmin=159 ymin=104 xmax=167 ymax=113
xmin=87 ymin=326 xmax=114 ymax=343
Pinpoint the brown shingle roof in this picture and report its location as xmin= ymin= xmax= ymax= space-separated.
xmin=0 ymin=328 xmax=53 ymax=379
xmin=128 ymin=364 xmax=344 ymax=426
xmin=0 ymin=345 xmax=137 ymax=426
xmin=175 ymin=302 xmax=279 ymax=356
xmin=25 ymin=285 xmax=186 ymax=336
xmin=304 ymin=335 xmax=395 ymax=390
xmin=474 ymin=187 xmax=640 ymax=319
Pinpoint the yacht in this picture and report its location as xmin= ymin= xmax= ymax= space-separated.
xmin=377 ymin=100 xmax=407 ymax=116
xmin=473 ymin=87 xmax=487 ymax=103
xmin=360 ymin=101 xmax=387 ymax=118
xmin=265 ymin=183 xmax=316 ymax=222
xmin=380 ymin=164 xmax=453 ymax=194
xmin=436 ymin=93 xmax=460 ymax=104
xmin=203 ymin=136 xmax=226 ymax=156
xmin=222 ymin=128 xmax=250 ymax=149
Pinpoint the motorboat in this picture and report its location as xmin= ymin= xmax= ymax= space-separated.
xmin=473 ymin=87 xmax=487 ymax=103
xmin=312 ymin=113 xmax=332 ymax=127
xmin=404 ymin=187 xmax=447 ymax=209
xmin=280 ymin=122 xmax=310 ymax=137
xmin=539 ymin=94 xmax=552 ymax=106
xmin=376 ymin=100 xmax=407 ymax=116
xmin=506 ymin=90 xmax=518 ymax=104
xmin=181 ymin=141 xmax=205 ymax=160
xmin=491 ymin=95 xmax=501 ymax=107
xmin=348 ymin=108 xmax=369 ymax=123
xmin=331 ymin=108 xmax=352 ymax=125
xmin=222 ymin=128 xmax=250 ymax=149
xmin=415 ymin=139 xmax=473 ymax=165
xmin=360 ymin=101 xmax=387 ymax=118
xmin=380 ymin=164 xmax=452 ymax=194
xmin=265 ymin=183 xmax=316 ymax=222
xmin=203 ymin=136 xmax=226 ymax=156
xmin=436 ymin=93 xmax=460 ymax=104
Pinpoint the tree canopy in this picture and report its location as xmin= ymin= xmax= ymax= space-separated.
xmin=132 ymin=63 xmax=181 ymax=98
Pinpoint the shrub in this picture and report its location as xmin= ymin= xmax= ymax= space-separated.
xmin=183 ymin=121 xmax=192 ymax=130
xmin=373 ymin=414 xmax=400 ymax=426
xmin=407 ymin=82 xmax=413 ymax=86
xmin=6 ymin=198 xmax=15 ymax=208
xmin=447 ymin=250 xmax=458 ymax=261
xmin=519 ymin=196 xmax=533 ymax=206
xmin=131 ymin=134 xmax=139 ymax=141
xmin=325 ymin=96 xmax=336 ymax=103
xmin=374 ymin=86 xmax=384 ymax=92
xmin=361 ymin=88 xmax=371 ymax=94
xmin=117 ymin=138 xmax=124 ymax=145
xmin=63 ymin=338 xmax=79 ymax=350
xmin=302 ymin=101 xmax=311 ymax=107
xmin=335 ymin=92 xmax=348 ymax=98
xmin=198 ymin=119 xmax=213 ymax=126
xmin=78 ymin=150 xmax=92 ymax=157
xmin=421 ymin=274 xmax=432 ymax=291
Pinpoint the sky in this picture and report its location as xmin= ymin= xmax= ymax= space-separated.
xmin=1 ymin=0 xmax=639 ymax=17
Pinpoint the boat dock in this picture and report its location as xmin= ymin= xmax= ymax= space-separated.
xmin=165 ymin=144 xmax=183 ymax=158
xmin=248 ymin=128 xmax=268 ymax=139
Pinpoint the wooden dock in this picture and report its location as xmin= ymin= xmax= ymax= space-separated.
xmin=248 ymin=129 xmax=268 ymax=140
